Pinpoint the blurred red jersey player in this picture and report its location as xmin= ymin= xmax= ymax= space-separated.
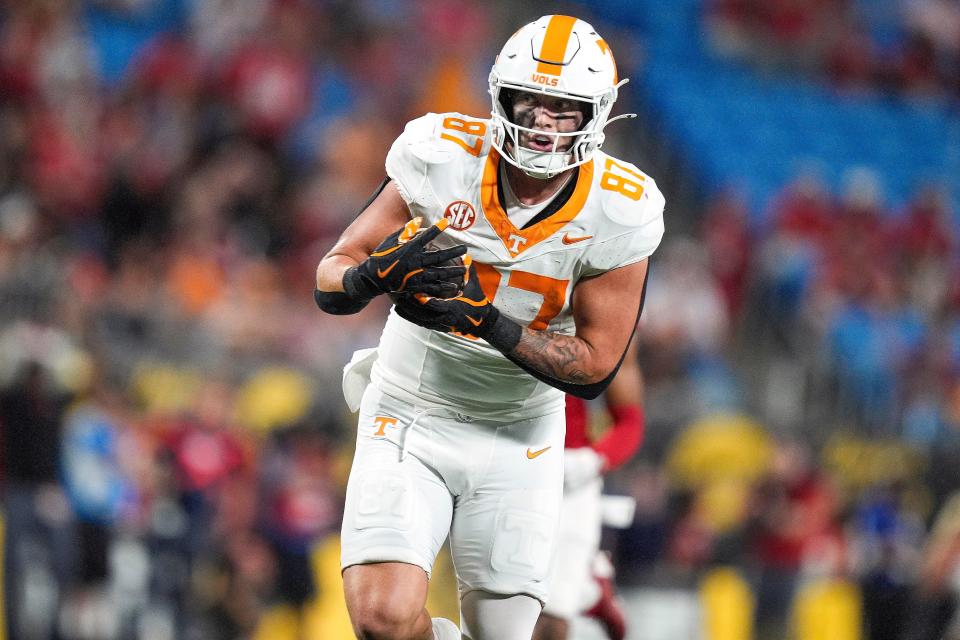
xmin=535 ymin=339 xmax=645 ymax=640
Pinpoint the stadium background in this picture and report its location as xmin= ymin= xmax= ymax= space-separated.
xmin=0 ymin=0 xmax=958 ymax=638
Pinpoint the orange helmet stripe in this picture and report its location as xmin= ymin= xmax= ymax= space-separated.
xmin=536 ymin=15 xmax=577 ymax=76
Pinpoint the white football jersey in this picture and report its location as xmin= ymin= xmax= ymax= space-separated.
xmin=369 ymin=112 xmax=664 ymax=420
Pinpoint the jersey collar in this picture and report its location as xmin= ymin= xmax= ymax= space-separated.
xmin=481 ymin=149 xmax=594 ymax=257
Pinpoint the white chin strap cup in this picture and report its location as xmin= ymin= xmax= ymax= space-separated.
xmin=513 ymin=147 xmax=573 ymax=179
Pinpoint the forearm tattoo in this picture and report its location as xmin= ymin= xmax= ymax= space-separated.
xmin=510 ymin=327 xmax=594 ymax=384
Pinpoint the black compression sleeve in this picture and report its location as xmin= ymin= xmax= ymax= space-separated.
xmin=504 ymin=354 xmax=616 ymax=399
xmin=477 ymin=307 xmax=522 ymax=352
xmin=313 ymin=288 xmax=371 ymax=315
xmin=341 ymin=266 xmax=379 ymax=301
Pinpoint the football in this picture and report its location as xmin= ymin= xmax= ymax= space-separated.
xmin=388 ymin=234 xmax=466 ymax=303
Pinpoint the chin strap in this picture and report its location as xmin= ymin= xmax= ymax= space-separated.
xmin=514 ymin=147 xmax=573 ymax=179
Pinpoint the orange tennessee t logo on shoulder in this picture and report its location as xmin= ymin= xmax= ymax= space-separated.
xmin=373 ymin=416 xmax=398 ymax=437
xmin=526 ymin=446 xmax=551 ymax=459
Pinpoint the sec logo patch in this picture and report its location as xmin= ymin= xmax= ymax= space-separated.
xmin=443 ymin=200 xmax=476 ymax=231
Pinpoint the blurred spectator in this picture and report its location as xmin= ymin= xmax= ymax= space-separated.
xmin=754 ymin=170 xmax=835 ymax=353
xmin=747 ymin=439 xmax=839 ymax=640
xmin=665 ymin=414 xmax=774 ymax=566
xmin=220 ymin=3 xmax=312 ymax=142
xmin=641 ymin=238 xmax=731 ymax=358
xmin=826 ymin=275 xmax=926 ymax=430
xmin=260 ymin=423 xmax=341 ymax=610
xmin=705 ymin=0 xmax=960 ymax=97
xmin=82 ymin=0 xmax=188 ymax=86
xmin=895 ymin=182 xmax=954 ymax=266
xmin=894 ymin=32 xmax=941 ymax=96
xmin=410 ymin=0 xmax=491 ymax=118
xmin=159 ymin=378 xmax=251 ymax=567
xmin=701 ymin=189 xmax=753 ymax=319
xmin=851 ymin=482 xmax=926 ymax=640
xmin=1 ymin=360 xmax=75 ymax=640
xmin=827 ymin=26 xmax=878 ymax=92
xmin=909 ymin=491 xmax=960 ymax=640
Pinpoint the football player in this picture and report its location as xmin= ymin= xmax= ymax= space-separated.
xmin=314 ymin=15 xmax=664 ymax=640
xmin=534 ymin=339 xmax=644 ymax=640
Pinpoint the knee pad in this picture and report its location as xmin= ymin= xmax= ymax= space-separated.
xmin=460 ymin=590 xmax=542 ymax=640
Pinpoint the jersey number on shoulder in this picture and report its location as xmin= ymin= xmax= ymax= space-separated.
xmin=440 ymin=117 xmax=486 ymax=157
xmin=600 ymin=157 xmax=645 ymax=201
xmin=473 ymin=261 xmax=568 ymax=331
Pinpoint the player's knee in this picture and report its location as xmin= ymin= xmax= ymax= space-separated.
xmin=350 ymin=600 xmax=423 ymax=640
xmin=532 ymin=612 xmax=569 ymax=640
xmin=344 ymin=563 xmax=430 ymax=639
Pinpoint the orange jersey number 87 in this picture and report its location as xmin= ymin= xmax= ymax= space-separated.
xmin=472 ymin=261 xmax=568 ymax=331
xmin=441 ymin=117 xmax=486 ymax=157
xmin=600 ymin=157 xmax=645 ymax=201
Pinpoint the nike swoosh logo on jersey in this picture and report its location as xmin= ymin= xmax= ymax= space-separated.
xmin=466 ymin=316 xmax=482 ymax=327
xmin=377 ymin=260 xmax=399 ymax=279
xmin=562 ymin=233 xmax=593 ymax=245
xmin=526 ymin=446 xmax=551 ymax=459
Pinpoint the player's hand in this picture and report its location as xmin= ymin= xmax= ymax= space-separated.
xmin=563 ymin=447 xmax=605 ymax=491
xmin=393 ymin=256 xmax=498 ymax=338
xmin=345 ymin=217 xmax=467 ymax=300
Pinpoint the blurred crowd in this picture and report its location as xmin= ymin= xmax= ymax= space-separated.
xmin=2 ymin=0 xmax=960 ymax=639
xmin=706 ymin=0 xmax=960 ymax=98
xmin=628 ymin=163 xmax=960 ymax=638
xmin=0 ymin=0 xmax=496 ymax=637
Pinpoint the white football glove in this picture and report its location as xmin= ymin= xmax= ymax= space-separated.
xmin=563 ymin=447 xmax=605 ymax=491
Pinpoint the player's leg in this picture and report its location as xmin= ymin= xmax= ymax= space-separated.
xmin=341 ymin=387 xmax=456 ymax=639
xmin=583 ymin=552 xmax=627 ymax=640
xmin=534 ymin=476 xmax=604 ymax=640
xmin=531 ymin=613 xmax=568 ymax=640
xmin=343 ymin=562 xmax=434 ymax=639
xmin=448 ymin=410 xmax=566 ymax=639
xmin=460 ymin=590 xmax=543 ymax=639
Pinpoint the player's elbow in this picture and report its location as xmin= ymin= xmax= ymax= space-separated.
xmin=565 ymin=378 xmax=609 ymax=400
xmin=566 ymin=367 xmax=617 ymax=400
xmin=588 ymin=352 xmax=623 ymax=384
xmin=316 ymin=256 xmax=345 ymax=293
xmin=565 ymin=351 xmax=624 ymax=399
xmin=567 ymin=385 xmax=603 ymax=400
xmin=577 ymin=368 xmax=610 ymax=387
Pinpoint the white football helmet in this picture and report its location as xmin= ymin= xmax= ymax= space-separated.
xmin=488 ymin=15 xmax=634 ymax=179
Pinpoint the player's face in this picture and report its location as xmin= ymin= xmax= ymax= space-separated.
xmin=511 ymin=91 xmax=586 ymax=153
